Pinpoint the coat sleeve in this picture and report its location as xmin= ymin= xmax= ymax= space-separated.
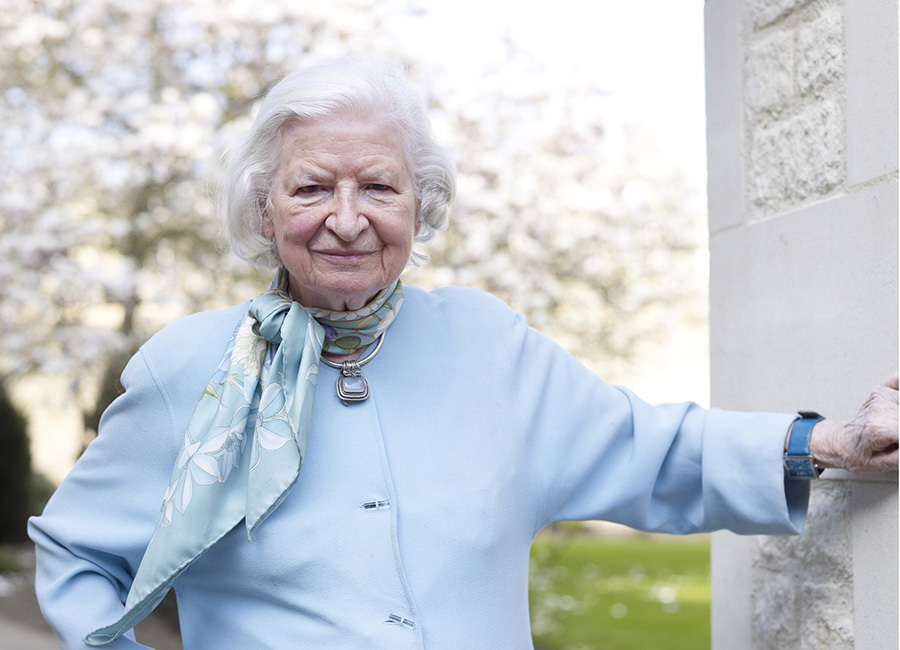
xmin=28 ymin=349 xmax=178 ymax=649
xmin=501 ymin=309 xmax=809 ymax=535
xmin=424 ymin=287 xmax=809 ymax=537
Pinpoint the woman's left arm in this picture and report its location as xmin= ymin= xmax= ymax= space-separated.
xmin=809 ymin=374 xmax=899 ymax=474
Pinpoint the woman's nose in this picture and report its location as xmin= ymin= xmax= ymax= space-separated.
xmin=324 ymin=190 xmax=369 ymax=241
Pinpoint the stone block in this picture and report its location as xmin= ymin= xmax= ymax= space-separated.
xmin=709 ymin=179 xmax=898 ymax=650
xmin=747 ymin=99 xmax=844 ymax=213
xmin=711 ymin=531 xmax=753 ymax=650
xmin=851 ymin=481 xmax=899 ymax=650
xmin=710 ymin=3 xmax=898 ymax=650
xmin=709 ymin=180 xmax=899 ymax=415
xmin=796 ymin=6 xmax=844 ymax=98
xmin=705 ymin=0 xmax=745 ymax=234
xmin=745 ymin=29 xmax=795 ymax=117
xmin=746 ymin=0 xmax=809 ymax=29
xmin=845 ymin=0 xmax=899 ymax=184
xmin=751 ymin=481 xmax=853 ymax=650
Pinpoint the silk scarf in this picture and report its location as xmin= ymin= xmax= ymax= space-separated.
xmin=86 ymin=269 xmax=404 ymax=645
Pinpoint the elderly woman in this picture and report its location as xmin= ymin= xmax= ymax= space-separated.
xmin=29 ymin=58 xmax=897 ymax=649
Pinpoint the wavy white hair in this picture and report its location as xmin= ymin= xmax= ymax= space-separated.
xmin=220 ymin=57 xmax=456 ymax=269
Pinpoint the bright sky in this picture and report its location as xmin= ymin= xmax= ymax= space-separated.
xmin=386 ymin=0 xmax=708 ymax=192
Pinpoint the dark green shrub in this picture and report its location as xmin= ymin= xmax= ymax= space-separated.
xmin=0 ymin=383 xmax=32 ymax=543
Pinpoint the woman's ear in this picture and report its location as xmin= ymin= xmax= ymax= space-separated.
xmin=260 ymin=198 xmax=275 ymax=238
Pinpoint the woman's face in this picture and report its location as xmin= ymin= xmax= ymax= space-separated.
xmin=265 ymin=117 xmax=418 ymax=311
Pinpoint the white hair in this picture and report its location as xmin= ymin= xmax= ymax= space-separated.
xmin=220 ymin=57 xmax=456 ymax=269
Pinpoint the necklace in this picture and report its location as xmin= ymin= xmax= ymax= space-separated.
xmin=320 ymin=333 xmax=386 ymax=405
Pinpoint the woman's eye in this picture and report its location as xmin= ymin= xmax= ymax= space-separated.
xmin=367 ymin=183 xmax=391 ymax=192
xmin=297 ymin=185 xmax=323 ymax=195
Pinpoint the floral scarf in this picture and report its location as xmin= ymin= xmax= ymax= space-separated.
xmin=86 ymin=269 xmax=403 ymax=645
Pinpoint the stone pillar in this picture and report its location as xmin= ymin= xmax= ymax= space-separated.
xmin=704 ymin=0 xmax=898 ymax=648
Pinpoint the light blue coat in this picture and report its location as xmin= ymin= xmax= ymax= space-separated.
xmin=29 ymin=286 xmax=807 ymax=649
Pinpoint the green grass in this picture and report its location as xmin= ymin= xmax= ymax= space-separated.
xmin=530 ymin=532 xmax=710 ymax=650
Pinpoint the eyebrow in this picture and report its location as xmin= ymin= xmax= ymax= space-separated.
xmin=358 ymin=168 xmax=404 ymax=184
xmin=280 ymin=163 xmax=333 ymax=185
xmin=282 ymin=163 xmax=405 ymax=186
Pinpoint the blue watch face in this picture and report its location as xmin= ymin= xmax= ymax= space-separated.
xmin=784 ymin=456 xmax=818 ymax=478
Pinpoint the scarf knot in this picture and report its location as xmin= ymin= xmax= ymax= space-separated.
xmin=250 ymin=290 xmax=294 ymax=344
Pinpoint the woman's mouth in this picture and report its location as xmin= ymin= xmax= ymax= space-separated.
xmin=314 ymin=249 xmax=374 ymax=261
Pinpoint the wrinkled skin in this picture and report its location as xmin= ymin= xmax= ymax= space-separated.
xmin=809 ymin=374 xmax=899 ymax=474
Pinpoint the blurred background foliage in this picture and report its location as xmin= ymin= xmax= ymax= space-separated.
xmin=0 ymin=0 xmax=705 ymax=448
xmin=0 ymin=0 xmax=709 ymax=645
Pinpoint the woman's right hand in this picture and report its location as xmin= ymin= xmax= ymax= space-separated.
xmin=810 ymin=374 xmax=899 ymax=474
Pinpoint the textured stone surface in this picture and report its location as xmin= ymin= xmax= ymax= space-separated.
xmin=742 ymin=0 xmax=846 ymax=214
xmin=747 ymin=0 xmax=810 ymax=28
xmin=796 ymin=6 xmax=844 ymax=97
xmin=745 ymin=29 xmax=795 ymax=117
xmin=751 ymin=481 xmax=854 ymax=649
xmin=708 ymin=183 xmax=899 ymax=649
xmin=708 ymin=0 xmax=898 ymax=648
xmin=747 ymin=99 xmax=844 ymax=213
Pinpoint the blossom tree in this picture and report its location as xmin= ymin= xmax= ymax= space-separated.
xmin=412 ymin=49 xmax=706 ymax=377
xmin=1 ymin=0 xmax=705 ymax=455
xmin=0 ymin=0 xmax=395 ymax=446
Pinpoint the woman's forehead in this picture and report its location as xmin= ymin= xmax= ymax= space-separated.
xmin=277 ymin=118 xmax=411 ymax=177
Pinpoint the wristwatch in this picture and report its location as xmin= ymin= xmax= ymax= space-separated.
xmin=783 ymin=411 xmax=825 ymax=478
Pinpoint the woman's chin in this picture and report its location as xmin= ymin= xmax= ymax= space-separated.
xmin=296 ymin=286 xmax=385 ymax=311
